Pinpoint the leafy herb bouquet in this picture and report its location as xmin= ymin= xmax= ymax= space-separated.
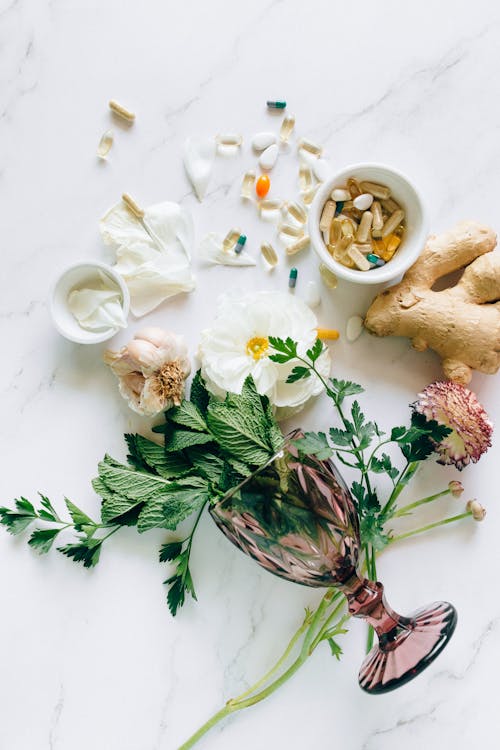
xmin=0 ymin=337 xmax=486 ymax=749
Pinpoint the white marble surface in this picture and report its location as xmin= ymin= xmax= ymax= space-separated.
xmin=1 ymin=1 xmax=499 ymax=748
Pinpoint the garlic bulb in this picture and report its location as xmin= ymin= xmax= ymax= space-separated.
xmin=104 ymin=328 xmax=191 ymax=416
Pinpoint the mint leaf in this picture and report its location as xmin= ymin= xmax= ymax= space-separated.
xmin=189 ymin=370 xmax=210 ymax=416
xmin=97 ymin=456 xmax=172 ymax=501
xmin=28 ymin=527 xmax=61 ymax=554
xmin=126 ymin=434 xmax=190 ymax=478
xmin=164 ymin=429 xmax=214 ymax=453
xmin=168 ymin=401 xmax=208 ymax=433
xmin=137 ymin=479 xmax=208 ymax=533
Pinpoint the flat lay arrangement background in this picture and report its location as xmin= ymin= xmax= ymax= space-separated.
xmin=1 ymin=0 xmax=499 ymax=748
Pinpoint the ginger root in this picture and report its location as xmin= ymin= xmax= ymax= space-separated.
xmin=364 ymin=221 xmax=500 ymax=385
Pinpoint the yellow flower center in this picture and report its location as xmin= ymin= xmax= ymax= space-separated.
xmin=246 ymin=336 xmax=269 ymax=360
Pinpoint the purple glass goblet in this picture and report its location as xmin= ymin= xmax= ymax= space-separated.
xmin=210 ymin=431 xmax=457 ymax=694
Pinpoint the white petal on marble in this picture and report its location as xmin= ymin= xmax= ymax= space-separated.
xmin=183 ymin=136 xmax=216 ymax=200
xmin=198 ymin=232 xmax=256 ymax=266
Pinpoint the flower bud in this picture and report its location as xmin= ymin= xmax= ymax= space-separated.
xmin=466 ymin=499 xmax=486 ymax=521
xmin=448 ymin=480 xmax=464 ymax=498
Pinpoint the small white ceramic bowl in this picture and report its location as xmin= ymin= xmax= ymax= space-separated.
xmin=308 ymin=163 xmax=428 ymax=285
xmin=50 ymin=261 xmax=130 ymax=344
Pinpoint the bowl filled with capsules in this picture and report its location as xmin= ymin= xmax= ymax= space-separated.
xmin=308 ymin=163 xmax=428 ymax=285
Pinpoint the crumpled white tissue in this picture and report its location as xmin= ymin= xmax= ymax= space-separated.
xmin=100 ymin=201 xmax=196 ymax=317
xmin=183 ymin=136 xmax=216 ymax=201
xmin=67 ymin=272 xmax=127 ymax=332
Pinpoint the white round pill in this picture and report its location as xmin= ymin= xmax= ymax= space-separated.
xmin=259 ymin=143 xmax=279 ymax=170
xmin=353 ymin=193 xmax=374 ymax=210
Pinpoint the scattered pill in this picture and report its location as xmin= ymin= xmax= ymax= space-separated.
xmin=267 ymin=100 xmax=287 ymax=109
xmin=302 ymin=185 xmax=318 ymax=204
xmin=216 ymin=133 xmax=243 ymax=146
xmin=298 ymin=138 xmax=323 ymax=156
xmin=359 ymin=181 xmax=391 ymax=200
xmin=366 ymin=253 xmax=385 ymax=267
xmin=222 ymin=228 xmax=241 ymax=252
xmin=287 ymin=201 xmax=307 ymax=225
xmin=97 ymin=129 xmax=114 ymax=159
xmin=259 ymin=143 xmax=279 ymax=170
xmin=235 ymin=235 xmax=247 ymax=254
xmin=305 ymin=280 xmax=321 ymax=308
xmin=316 ymin=327 xmax=339 ymax=340
xmin=319 ymin=263 xmax=338 ymax=289
xmin=312 ymin=159 xmax=331 ymax=183
xmin=320 ymin=200 xmax=336 ymax=232
xmin=109 ymin=99 xmax=135 ymax=122
xmin=259 ymin=198 xmax=282 ymax=212
xmin=241 ymin=171 xmax=256 ymax=200
xmin=288 ymin=267 xmax=298 ymax=288
xmin=299 ymin=164 xmax=313 ymax=191
xmin=286 ymin=235 xmax=310 ymax=256
xmin=353 ymin=193 xmax=374 ymax=211
xmin=251 ymin=132 xmax=277 ymax=151
xmin=346 ymin=315 xmax=364 ymax=342
xmin=279 ymin=114 xmax=295 ymax=143
xmin=261 ymin=242 xmax=278 ymax=268
xmin=255 ymin=174 xmax=271 ymax=198
xmin=279 ymin=222 xmax=304 ymax=238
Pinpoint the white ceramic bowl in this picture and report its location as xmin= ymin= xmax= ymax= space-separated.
xmin=308 ymin=163 xmax=428 ymax=284
xmin=50 ymin=261 xmax=130 ymax=344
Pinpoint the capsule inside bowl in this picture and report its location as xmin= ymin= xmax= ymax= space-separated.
xmin=319 ymin=176 xmax=406 ymax=272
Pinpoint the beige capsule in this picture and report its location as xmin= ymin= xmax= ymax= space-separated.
xmin=299 ymin=165 xmax=313 ymax=191
xmin=356 ymin=210 xmax=373 ymax=243
xmin=381 ymin=209 xmax=405 ymax=238
xmin=286 ymin=235 xmax=310 ymax=256
xmin=287 ymin=201 xmax=307 ymax=224
xmin=371 ymin=201 xmax=384 ymax=236
xmin=109 ymin=99 xmax=135 ymax=122
xmin=298 ymin=138 xmax=323 ymax=156
xmin=329 ymin=217 xmax=343 ymax=246
xmin=347 ymin=177 xmax=363 ymax=198
xmin=319 ymin=200 xmax=336 ymax=232
xmin=97 ymin=129 xmax=114 ymax=159
xmin=302 ymin=185 xmax=318 ymax=205
xmin=380 ymin=197 xmax=400 ymax=213
xmin=259 ymin=199 xmax=283 ymax=212
xmin=348 ymin=245 xmax=371 ymax=271
xmin=360 ymin=181 xmax=391 ymax=200
xmin=261 ymin=242 xmax=278 ymax=267
xmin=319 ymin=263 xmax=338 ymax=289
xmin=216 ymin=133 xmax=243 ymax=146
xmin=240 ymin=171 xmax=256 ymax=200
xmin=331 ymin=188 xmax=351 ymax=202
xmin=279 ymin=222 xmax=304 ymax=238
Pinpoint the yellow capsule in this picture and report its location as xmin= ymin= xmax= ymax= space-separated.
xmin=329 ymin=218 xmax=342 ymax=245
xmin=286 ymin=235 xmax=310 ymax=256
xmin=356 ymin=211 xmax=373 ymax=243
xmin=319 ymin=200 xmax=336 ymax=232
xmin=279 ymin=223 xmax=304 ymax=238
xmin=381 ymin=209 xmax=405 ymax=238
xmin=279 ymin=114 xmax=295 ymax=143
xmin=379 ymin=233 xmax=401 ymax=261
xmin=259 ymin=199 xmax=283 ymax=212
xmin=341 ymin=219 xmax=355 ymax=238
xmin=299 ymin=165 xmax=313 ymax=191
xmin=222 ymin=228 xmax=241 ymax=252
xmin=109 ymin=99 xmax=135 ymax=122
xmin=359 ymin=181 xmax=391 ymax=200
xmin=298 ymin=138 xmax=323 ymax=156
xmin=287 ymin=201 xmax=307 ymax=225
xmin=316 ymin=327 xmax=339 ymax=340
xmin=97 ymin=130 xmax=114 ymax=159
xmin=347 ymin=177 xmax=362 ymax=198
xmin=241 ymin=171 xmax=256 ymax=200
xmin=319 ymin=263 xmax=338 ymax=289
xmin=261 ymin=242 xmax=278 ymax=268
xmin=302 ymin=185 xmax=318 ymax=205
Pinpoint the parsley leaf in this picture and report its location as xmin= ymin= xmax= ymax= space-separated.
xmin=28 ymin=527 xmax=61 ymax=554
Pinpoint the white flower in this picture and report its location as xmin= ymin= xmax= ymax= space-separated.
xmin=199 ymin=291 xmax=331 ymax=417
xmin=104 ymin=327 xmax=191 ymax=416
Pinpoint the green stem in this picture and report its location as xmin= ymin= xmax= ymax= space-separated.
xmin=393 ymin=488 xmax=452 ymax=517
xmin=365 ymin=546 xmax=377 ymax=653
xmin=390 ymin=511 xmax=472 ymax=543
xmin=381 ymin=460 xmax=418 ymax=518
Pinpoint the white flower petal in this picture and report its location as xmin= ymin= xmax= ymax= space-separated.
xmin=183 ymin=137 xmax=216 ymax=201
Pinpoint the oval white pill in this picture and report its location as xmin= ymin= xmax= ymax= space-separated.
xmin=331 ymin=188 xmax=351 ymax=202
xmin=252 ymin=132 xmax=277 ymax=151
xmin=346 ymin=315 xmax=364 ymax=342
xmin=353 ymin=193 xmax=374 ymax=211
xmin=259 ymin=143 xmax=279 ymax=170
xmin=305 ymin=280 xmax=321 ymax=308
xmin=312 ymin=159 xmax=332 ymax=183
